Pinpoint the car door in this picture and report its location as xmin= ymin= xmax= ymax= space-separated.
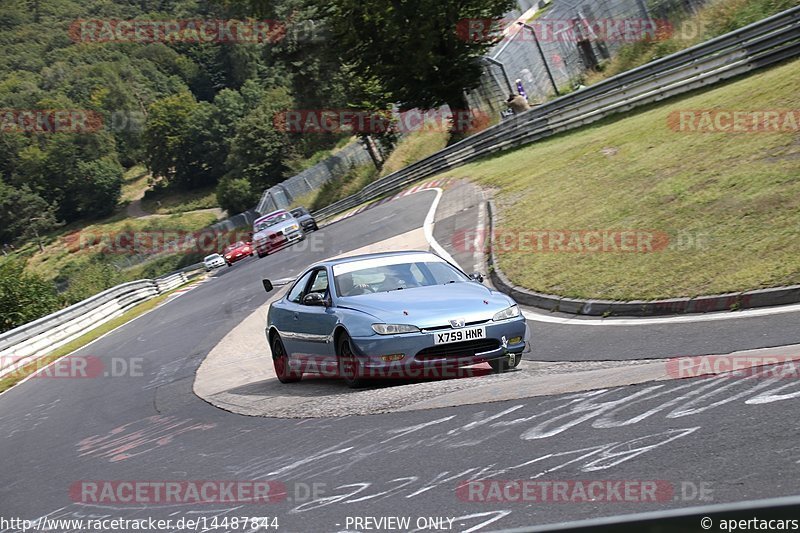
xmin=274 ymin=269 xmax=314 ymax=357
xmin=289 ymin=267 xmax=339 ymax=366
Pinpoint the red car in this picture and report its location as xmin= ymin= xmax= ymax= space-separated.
xmin=223 ymin=241 xmax=254 ymax=266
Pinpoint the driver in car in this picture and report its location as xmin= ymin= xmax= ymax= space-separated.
xmin=338 ymin=273 xmax=372 ymax=296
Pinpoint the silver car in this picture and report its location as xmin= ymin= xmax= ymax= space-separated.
xmin=252 ymin=210 xmax=305 ymax=257
xmin=262 ymin=251 xmax=529 ymax=387
xmin=203 ymin=253 xmax=225 ymax=271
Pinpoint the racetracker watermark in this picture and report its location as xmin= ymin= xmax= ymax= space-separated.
xmin=1 ymin=355 xmax=144 ymax=379
xmin=666 ymin=355 xmax=800 ymax=379
xmin=456 ymin=480 xmax=713 ymax=503
xmin=69 ymin=19 xmax=286 ymax=43
xmin=456 ymin=18 xmax=673 ymax=43
xmin=452 ymin=229 xmax=673 ymax=254
xmin=70 ymin=480 xmax=286 ymax=504
xmin=0 ymin=109 xmax=104 ymax=134
xmin=286 ymin=354 xmax=504 ymax=380
xmin=273 ymin=109 xmax=488 ymax=134
xmin=63 ymin=229 xmax=324 ymax=256
xmin=668 ymin=110 xmax=800 ymax=133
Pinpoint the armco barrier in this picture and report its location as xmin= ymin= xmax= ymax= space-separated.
xmin=0 ymin=264 xmax=204 ymax=381
xmin=312 ymin=6 xmax=800 ymax=222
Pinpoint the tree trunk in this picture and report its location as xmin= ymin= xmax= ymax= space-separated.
xmin=446 ymin=92 xmax=472 ymax=145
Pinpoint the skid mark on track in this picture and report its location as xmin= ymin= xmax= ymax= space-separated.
xmin=76 ymin=415 xmax=216 ymax=462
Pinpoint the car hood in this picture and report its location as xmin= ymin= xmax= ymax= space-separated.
xmin=336 ymin=282 xmax=515 ymax=329
xmin=253 ymin=219 xmax=299 ymax=240
xmin=225 ymin=245 xmax=250 ymax=254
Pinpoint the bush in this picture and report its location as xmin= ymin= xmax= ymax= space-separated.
xmin=0 ymin=259 xmax=60 ymax=333
xmin=57 ymin=258 xmax=124 ymax=306
xmin=216 ymin=176 xmax=258 ymax=214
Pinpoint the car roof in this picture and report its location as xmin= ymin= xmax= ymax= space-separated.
xmin=311 ymin=250 xmax=441 ymax=270
xmin=254 ymin=210 xmax=290 ymax=224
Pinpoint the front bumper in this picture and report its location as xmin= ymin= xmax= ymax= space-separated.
xmin=256 ymin=229 xmax=304 ymax=253
xmin=226 ymin=251 xmax=250 ymax=263
xmin=349 ymin=316 xmax=528 ymax=375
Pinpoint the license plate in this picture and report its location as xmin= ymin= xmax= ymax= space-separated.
xmin=434 ymin=326 xmax=486 ymax=345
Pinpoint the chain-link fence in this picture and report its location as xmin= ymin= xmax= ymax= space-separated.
xmin=468 ymin=0 xmax=709 ymax=115
xmin=255 ymin=140 xmax=376 ymax=215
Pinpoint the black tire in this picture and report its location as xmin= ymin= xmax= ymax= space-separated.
xmin=226 ymin=262 xmax=232 ymax=267
xmin=272 ymin=335 xmax=301 ymax=383
xmin=257 ymin=249 xmax=267 ymax=258
xmin=489 ymin=352 xmax=522 ymax=373
xmin=337 ymin=333 xmax=366 ymax=388
xmin=312 ymin=223 xmax=318 ymax=231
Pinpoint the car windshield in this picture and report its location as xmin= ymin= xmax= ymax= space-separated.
xmin=290 ymin=208 xmax=307 ymax=217
xmin=255 ymin=213 xmax=290 ymax=231
xmin=204 ymin=254 xmax=221 ymax=261
xmin=333 ymin=258 xmax=467 ymax=297
xmin=225 ymin=242 xmax=245 ymax=252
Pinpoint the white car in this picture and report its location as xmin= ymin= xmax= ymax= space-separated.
xmin=203 ymin=253 xmax=226 ymax=271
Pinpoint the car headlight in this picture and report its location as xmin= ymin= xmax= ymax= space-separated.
xmin=371 ymin=324 xmax=420 ymax=335
xmin=290 ymin=224 xmax=299 ymax=231
xmin=493 ymin=305 xmax=520 ymax=321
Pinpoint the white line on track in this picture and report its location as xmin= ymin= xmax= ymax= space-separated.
xmin=521 ymin=302 xmax=800 ymax=326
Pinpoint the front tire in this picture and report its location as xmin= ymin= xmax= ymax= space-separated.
xmin=272 ymin=335 xmax=301 ymax=383
xmin=489 ymin=352 xmax=522 ymax=373
xmin=337 ymin=333 xmax=366 ymax=388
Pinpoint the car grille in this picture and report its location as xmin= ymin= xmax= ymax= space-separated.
xmin=422 ymin=319 xmax=490 ymax=332
xmin=415 ymin=339 xmax=501 ymax=360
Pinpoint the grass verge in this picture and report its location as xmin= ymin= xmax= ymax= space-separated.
xmin=0 ymin=281 xmax=193 ymax=393
xmin=140 ymin=186 xmax=219 ymax=215
xmin=442 ymin=58 xmax=800 ymax=300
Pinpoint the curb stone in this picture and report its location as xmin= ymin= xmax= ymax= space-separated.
xmin=485 ymin=200 xmax=800 ymax=317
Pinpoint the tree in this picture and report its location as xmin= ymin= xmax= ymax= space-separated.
xmin=74 ymin=156 xmax=123 ymax=218
xmin=0 ymin=182 xmax=62 ymax=250
xmin=225 ymin=87 xmax=294 ymax=189
xmin=143 ymin=92 xmax=200 ymax=185
xmin=326 ymin=0 xmax=513 ymax=117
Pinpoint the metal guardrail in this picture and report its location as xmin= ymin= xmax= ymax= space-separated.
xmin=312 ymin=6 xmax=800 ymax=221
xmin=0 ymin=263 xmax=205 ymax=380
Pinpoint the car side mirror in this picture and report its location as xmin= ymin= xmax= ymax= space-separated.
xmin=262 ymin=279 xmax=273 ymax=293
xmin=469 ymin=272 xmax=484 ymax=283
xmin=302 ymin=292 xmax=328 ymax=306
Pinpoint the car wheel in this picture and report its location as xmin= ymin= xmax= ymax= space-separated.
xmin=312 ymin=223 xmax=318 ymax=231
xmin=489 ymin=352 xmax=522 ymax=373
xmin=272 ymin=335 xmax=301 ymax=383
xmin=337 ymin=333 xmax=365 ymax=388
xmin=226 ymin=262 xmax=232 ymax=267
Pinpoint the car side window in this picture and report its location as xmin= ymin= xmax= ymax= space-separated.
xmin=288 ymin=270 xmax=314 ymax=303
xmin=307 ymin=269 xmax=329 ymax=295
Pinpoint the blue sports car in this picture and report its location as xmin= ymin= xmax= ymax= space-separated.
xmin=262 ymin=251 xmax=529 ymax=387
